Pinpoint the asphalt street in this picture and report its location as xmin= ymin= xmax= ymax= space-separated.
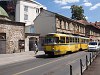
xmin=0 ymin=51 xmax=91 ymax=75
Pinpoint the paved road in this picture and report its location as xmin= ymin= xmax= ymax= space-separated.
xmin=0 ymin=51 xmax=91 ymax=75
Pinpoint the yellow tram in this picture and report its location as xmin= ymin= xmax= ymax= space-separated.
xmin=43 ymin=33 xmax=89 ymax=56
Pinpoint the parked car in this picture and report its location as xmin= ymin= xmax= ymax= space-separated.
xmin=88 ymin=41 xmax=100 ymax=52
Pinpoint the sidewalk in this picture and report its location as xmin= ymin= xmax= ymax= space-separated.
xmin=0 ymin=51 xmax=44 ymax=66
xmin=83 ymin=53 xmax=100 ymax=75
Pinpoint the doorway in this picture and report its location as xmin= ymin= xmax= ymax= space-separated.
xmin=0 ymin=33 xmax=6 ymax=54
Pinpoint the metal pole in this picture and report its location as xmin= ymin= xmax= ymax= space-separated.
xmin=92 ymin=52 xmax=93 ymax=58
xmin=86 ymin=55 xmax=88 ymax=69
xmin=80 ymin=59 xmax=83 ymax=75
xmin=70 ymin=65 xmax=72 ymax=75
xmin=90 ymin=53 xmax=91 ymax=65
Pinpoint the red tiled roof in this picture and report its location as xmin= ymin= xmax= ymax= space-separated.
xmin=76 ymin=20 xmax=100 ymax=29
xmin=76 ymin=20 xmax=90 ymax=25
xmin=91 ymin=22 xmax=100 ymax=26
xmin=95 ymin=22 xmax=100 ymax=25
xmin=90 ymin=22 xmax=100 ymax=29
xmin=95 ymin=22 xmax=100 ymax=29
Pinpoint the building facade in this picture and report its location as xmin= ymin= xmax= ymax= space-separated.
xmin=77 ymin=20 xmax=100 ymax=41
xmin=0 ymin=16 xmax=25 ymax=54
xmin=0 ymin=6 xmax=25 ymax=54
xmin=34 ymin=9 xmax=86 ymax=36
xmin=0 ymin=5 xmax=41 ymax=53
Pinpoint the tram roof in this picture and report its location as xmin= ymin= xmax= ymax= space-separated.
xmin=47 ymin=33 xmax=73 ymax=37
xmin=46 ymin=33 xmax=89 ymax=39
xmin=80 ymin=36 xmax=89 ymax=39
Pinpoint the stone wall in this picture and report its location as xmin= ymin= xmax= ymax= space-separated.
xmin=0 ymin=20 xmax=25 ymax=53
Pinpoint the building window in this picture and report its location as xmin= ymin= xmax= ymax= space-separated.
xmin=70 ymin=23 xmax=74 ymax=31
xmin=61 ymin=21 xmax=64 ymax=29
xmin=24 ymin=6 xmax=28 ymax=12
xmin=68 ymin=24 xmax=70 ymax=30
xmin=79 ymin=26 xmax=80 ymax=32
xmin=56 ymin=18 xmax=60 ymax=28
xmin=84 ymin=27 xmax=85 ymax=33
xmin=90 ymin=30 xmax=91 ymax=35
xmin=36 ymin=8 xmax=40 ymax=13
xmin=64 ymin=22 xmax=66 ymax=29
xmin=66 ymin=22 xmax=68 ymax=29
xmin=24 ymin=14 xmax=28 ymax=20
xmin=60 ymin=20 xmax=62 ymax=28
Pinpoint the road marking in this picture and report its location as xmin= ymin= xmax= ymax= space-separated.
xmin=13 ymin=52 xmax=87 ymax=75
xmin=13 ymin=55 xmax=69 ymax=75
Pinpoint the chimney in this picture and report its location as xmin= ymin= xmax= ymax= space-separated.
xmin=95 ymin=21 xmax=97 ymax=26
xmin=40 ymin=8 xmax=43 ymax=11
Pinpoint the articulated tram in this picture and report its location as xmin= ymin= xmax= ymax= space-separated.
xmin=43 ymin=33 xmax=89 ymax=56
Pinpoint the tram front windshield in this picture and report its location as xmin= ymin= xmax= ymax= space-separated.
xmin=45 ymin=37 xmax=59 ymax=44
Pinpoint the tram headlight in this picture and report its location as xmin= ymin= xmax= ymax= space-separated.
xmin=52 ymin=48 xmax=55 ymax=50
xmin=52 ymin=48 xmax=60 ymax=52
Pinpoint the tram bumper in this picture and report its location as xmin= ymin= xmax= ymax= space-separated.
xmin=44 ymin=50 xmax=60 ymax=55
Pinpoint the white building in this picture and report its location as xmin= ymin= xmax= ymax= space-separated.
xmin=15 ymin=0 xmax=47 ymax=51
xmin=16 ymin=0 xmax=47 ymax=31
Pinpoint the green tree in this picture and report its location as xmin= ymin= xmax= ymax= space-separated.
xmin=13 ymin=0 xmax=17 ymax=4
xmin=71 ymin=5 xmax=86 ymax=20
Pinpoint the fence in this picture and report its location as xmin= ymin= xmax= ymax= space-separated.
xmin=43 ymin=51 xmax=100 ymax=75
xmin=70 ymin=51 xmax=100 ymax=75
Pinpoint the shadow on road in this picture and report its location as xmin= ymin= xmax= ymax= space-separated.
xmin=35 ymin=54 xmax=62 ymax=59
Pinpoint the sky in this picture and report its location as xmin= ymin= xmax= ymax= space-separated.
xmin=36 ymin=0 xmax=100 ymax=22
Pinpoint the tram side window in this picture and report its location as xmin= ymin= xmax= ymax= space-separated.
xmin=73 ymin=38 xmax=75 ymax=42
xmin=55 ymin=37 xmax=59 ymax=43
xmin=84 ymin=39 xmax=85 ymax=43
xmin=84 ymin=39 xmax=86 ymax=43
xmin=82 ymin=39 xmax=84 ymax=43
xmin=60 ymin=37 xmax=65 ymax=43
xmin=87 ymin=39 xmax=89 ymax=43
xmin=77 ymin=38 xmax=79 ymax=43
xmin=66 ymin=37 xmax=69 ymax=43
xmin=80 ymin=39 xmax=83 ymax=43
xmin=75 ymin=38 xmax=77 ymax=43
xmin=71 ymin=37 xmax=74 ymax=43
xmin=44 ymin=37 xmax=59 ymax=44
xmin=70 ymin=37 xmax=72 ymax=42
xmin=79 ymin=38 xmax=81 ymax=43
xmin=86 ymin=40 xmax=88 ymax=43
xmin=82 ymin=39 xmax=85 ymax=43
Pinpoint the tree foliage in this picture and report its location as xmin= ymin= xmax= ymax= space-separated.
xmin=71 ymin=5 xmax=86 ymax=20
xmin=13 ymin=0 xmax=17 ymax=4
